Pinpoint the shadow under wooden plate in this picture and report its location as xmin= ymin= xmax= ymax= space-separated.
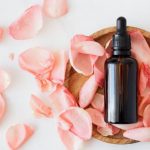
xmin=64 ymin=26 xmax=150 ymax=144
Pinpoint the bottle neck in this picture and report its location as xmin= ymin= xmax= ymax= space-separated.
xmin=113 ymin=49 xmax=131 ymax=56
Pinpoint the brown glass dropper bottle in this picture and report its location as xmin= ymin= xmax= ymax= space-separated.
xmin=104 ymin=17 xmax=138 ymax=124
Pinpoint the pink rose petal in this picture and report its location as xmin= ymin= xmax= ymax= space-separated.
xmin=0 ymin=69 xmax=11 ymax=93
xmin=43 ymin=0 xmax=68 ymax=18
xmin=86 ymin=108 xmax=106 ymax=127
xmin=91 ymin=93 xmax=104 ymax=112
xmin=0 ymin=27 xmax=4 ymax=41
xmin=58 ymin=127 xmax=83 ymax=150
xmin=49 ymin=86 xmax=77 ymax=115
xmin=19 ymin=47 xmax=54 ymax=76
xmin=123 ymin=127 xmax=150 ymax=142
xmin=70 ymin=34 xmax=105 ymax=76
xmin=143 ymin=104 xmax=150 ymax=127
xmin=30 ymin=94 xmax=52 ymax=117
xmin=0 ymin=94 xmax=6 ymax=120
xmin=9 ymin=5 xmax=43 ymax=40
xmin=79 ymin=75 xmax=98 ymax=108
xmin=97 ymin=124 xmax=120 ymax=137
xmin=6 ymin=124 xmax=34 ymax=150
xmin=58 ymin=107 xmax=92 ymax=140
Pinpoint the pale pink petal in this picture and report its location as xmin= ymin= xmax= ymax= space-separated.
xmin=0 ymin=69 xmax=11 ymax=93
xmin=113 ymin=118 xmax=144 ymax=130
xmin=30 ymin=94 xmax=52 ymax=117
xmin=49 ymin=86 xmax=77 ymax=115
xmin=143 ymin=104 xmax=150 ymax=127
xmin=97 ymin=124 xmax=120 ymax=137
xmin=58 ymin=127 xmax=83 ymax=150
xmin=86 ymin=108 xmax=106 ymax=127
xmin=19 ymin=47 xmax=54 ymax=76
xmin=0 ymin=27 xmax=4 ymax=41
xmin=58 ymin=107 xmax=92 ymax=140
xmin=79 ymin=75 xmax=98 ymax=108
xmin=91 ymin=93 xmax=104 ymax=112
xmin=123 ymin=127 xmax=150 ymax=142
xmin=9 ymin=5 xmax=43 ymax=40
xmin=43 ymin=0 xmax=68 ymax=18
xmin=130 ymin=30 xmax=150 ymax=66
xmin=0 ymin=94 xmax=6 ymax=120
xmin=6 ymin=124 xmax=34 ymax=150
xmin=70 ymin=34 xmax=105 ymax=76
xmin=50 ymin=50 xmax=68 ymax=84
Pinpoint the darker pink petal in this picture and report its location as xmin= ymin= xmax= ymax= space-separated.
xmin=0 ymin=94 xmax=6 ymax=120
xmin=43 ymin=0 xmax=68 ymax=18
xmin=91 ymin=93 xmax=104 ymax=112
xmin=9 ymin=5 xmax=43 ymax=40
xmin=86 ymin=108 xmax=106 ymax=127
xmin=49 ymin=86 xmax=77 ymax=115
xmin=30 ymin=94 xmax=52 ymax=117
xmin=79 ymin=75 xmax=98 ymax=108
xmin=143 ymin=104 xmax=150 ymax=127
xmin=123 ymin=127 xmax=150 ymax=142
xmin=0 ymin=27 xmax=4 ymax=41
xmin=6 ymin=124 xmax=34 ymax=150
xmin=19 ymin=47 xmax=54 ymax=77
xmin=58 ymin=107 xmax=92 ymax=140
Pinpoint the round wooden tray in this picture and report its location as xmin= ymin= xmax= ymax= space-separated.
xmin=65 ymin=26 xmax=150 ymax=144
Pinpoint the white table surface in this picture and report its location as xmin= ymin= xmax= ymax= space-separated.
xmin=0 ymin=0 xmax=150 ymax=149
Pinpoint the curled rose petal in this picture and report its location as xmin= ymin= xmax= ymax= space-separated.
xmin=19 ymin=47 xmax=54 ymax=76
xmin=0 ymin=27 xmax=4 ymax=41
xmin=43 ymin=0 xmax=68 ymax=18
xmin=58 ymin=107 xmax=92 ymax=140
xmin=0 ymin=69 xmax=11 ymax=93
xmin=79 ymin=75 xmax=98 ymax=108
xmin=86 ymin=108 xmax=106 ymax=127
xmin=143 ymin=104 xmax=150 ymax=127
xmin=30 ymin=94 xmax=52 ymax=117
xmin=6 ymin=124 xmax=34 ymax=150
xmin=49 ymin=86 xmax=77 ymax=115
xmin=70 ymin=34 xmax=105 ymax=76
xmin=58 ymin=127 xmax=83 ymax=150
xmin=9 ymin=5 xmax=43 ymax=40
xmin=123 ymin=127 xmax=150 ymax=142
xmin=91 ymin=93 xmax=104 ymax=112
xmin=97 ymin=124 xmax=120 ymax=137
xmin=0 ymin=94 xmax=6 ymax=120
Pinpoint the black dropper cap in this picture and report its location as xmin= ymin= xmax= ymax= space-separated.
xmin=112 ymin=17 xmax=131 ymax=55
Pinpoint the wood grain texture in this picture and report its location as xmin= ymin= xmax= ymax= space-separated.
xmin=64 ymin=26 xmax=150 ymax=144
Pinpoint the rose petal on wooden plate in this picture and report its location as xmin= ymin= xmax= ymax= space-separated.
xmin=58 ymin=107 xmax=92 ymax=140
xmin=6 ymin=124 xmax=34 ymax=150
xmin=123 ymin=127 xmax=150 ymax=142
xmin=143 ymin=104 xmax=150 ymax=127
xmin=86 ymin=108 xmax=106 ymax=127
xmin=91 ymin=93 xmax=104 ymax=112
xmin=79 ymin=75 xmax=98 ymax=108
xmin=43 ymin=0 xmax=68 ymax=18
xmin=9 ymin=5 xmax=43 ymax=40
xmin=30 ymin=94 xmax=52 ymax=117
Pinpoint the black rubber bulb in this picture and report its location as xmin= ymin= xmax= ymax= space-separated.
xmin=117 ymin=17 xmax=127 ymax=34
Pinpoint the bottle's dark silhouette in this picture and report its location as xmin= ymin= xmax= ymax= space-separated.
xmin=104 ymin=17 xmax=138 ymax=124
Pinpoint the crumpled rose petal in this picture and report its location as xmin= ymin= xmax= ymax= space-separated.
xmin=91 ymin=93 xmax=104 ymax=112
xmin=58 ymin=107 xmax=92 ymax=140
xmin=0 ymin=69 xmax=11 ymax=93
xmin=6 ymin=124 xmax=34 ymax=150
xmin=113 ymin=118 xmax=143 ymax=130
xmin=0 ymin=27 xmax=4 ymax=41
xmin=0 ymin=94 xmax=6 ymax=120
xmin=143 ymin=104 xmax=150 ymax=127
xmin=30 ymin=94 xmax=52 ymax=117
xmin=70 ymin=34 xmax=105 ymax=76
xmin=49 ymin=86 xmax=77 ymax=115
xmin=58 ymin=127 xmax=83 ymax=150
xmin=9 ymin=5 xmax=43 ymax=40
xmin=50 ymin=50 xmax=68 ymax=84
xmin=123 ymin=127 xmax=150 ymax=142
xmin=97 ymin=124 xmax=120 ymax=137
xmin=19 ymin=47 xmax=54 ymax=76
xmin=86 ymin=108 xmax=106 ymax=127
xmin=43 ymin=0 xmax=68 ymax=18
xmin=79 ymin=75 xmax=98 ymax=108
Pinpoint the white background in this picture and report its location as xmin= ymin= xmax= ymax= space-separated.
xmin=0 ymin=0 xmax=150 ymax=149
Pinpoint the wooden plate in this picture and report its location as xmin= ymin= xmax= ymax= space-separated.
xmin=64 ymin=26 xmax=150 ymax=144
